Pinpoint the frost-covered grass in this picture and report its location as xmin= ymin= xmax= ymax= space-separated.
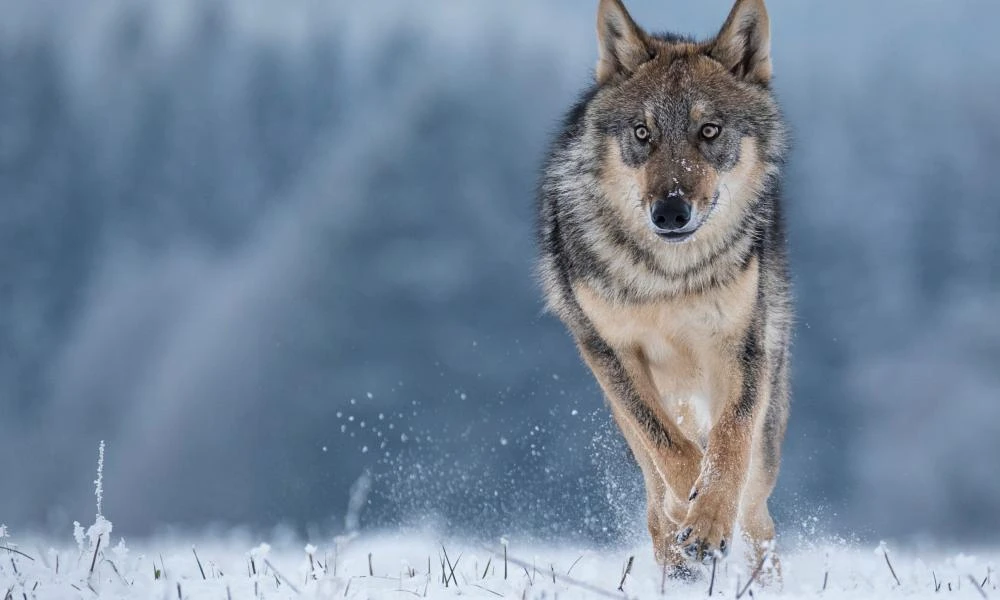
xmin=1 ymin=522 xmax=996 ymax=600
xmin=3 ymin=446 xmax=995 ymax=598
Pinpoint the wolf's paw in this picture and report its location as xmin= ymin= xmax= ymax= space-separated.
xmin=653 ymin=541 xmax=702 ymax=583
xmin=675 ymin=493 xmax=736 ymax=564
xmin=653 ymin=536 xmax=704 ymax=580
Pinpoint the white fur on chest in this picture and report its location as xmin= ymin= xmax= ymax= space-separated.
xmin=573 ymin=259 xmax=759 ymax=446
xmin=623 ymin=298 xmax=730 ymax=444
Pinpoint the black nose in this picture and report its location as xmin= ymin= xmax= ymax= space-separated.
xmin=650 ymin=197 xmax=692 ymax=231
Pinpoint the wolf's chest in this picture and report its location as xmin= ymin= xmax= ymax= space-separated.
xmin=573 ymin=266 xmax=757 ymax=360
xmin=572 ymin=260 xmax=758 ymax=436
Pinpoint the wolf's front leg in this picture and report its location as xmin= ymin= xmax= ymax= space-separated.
xmin=675 ymin=411 xmax=753 ymax=563
xmin=577 ymin=336 xmax=704 ymax=564
xmin=611 ymin=404 xmax=698 ymax=572
xmin=675 ymin=333 xmax=764 ymax=564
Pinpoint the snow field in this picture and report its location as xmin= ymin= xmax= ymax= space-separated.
xmin=1 ymin=523 xmax=996 ymax=599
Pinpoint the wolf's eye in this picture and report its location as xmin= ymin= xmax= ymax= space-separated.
xmin=634 ymin=125 xmax=650 ymax=143
xmin=700 ymin=124 xmax=721 ymax=140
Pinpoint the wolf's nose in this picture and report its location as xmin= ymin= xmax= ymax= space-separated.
xmin=650 ymin=197 xmax=692 ymax=231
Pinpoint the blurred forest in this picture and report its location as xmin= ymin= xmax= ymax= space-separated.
xmin=1 ymin=0 xmax=998 ymax=543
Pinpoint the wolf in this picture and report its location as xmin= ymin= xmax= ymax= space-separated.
xmin=537 ymin=0 xmax=790 ymax=576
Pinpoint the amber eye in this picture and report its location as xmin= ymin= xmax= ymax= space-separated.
xmin=634 ymin=125 xmax=650 ymax=142
xmin=700 ymin=123 xmax=721 ymax=140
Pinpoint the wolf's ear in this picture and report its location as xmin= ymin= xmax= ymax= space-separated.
xmin=709 ymin=0 xmax=772 ymax=85
xmin=596 ymin=0 xmax=654 ymax=85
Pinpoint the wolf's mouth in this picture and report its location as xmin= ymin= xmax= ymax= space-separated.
xmin=652 ymin=190 xmax=720 ymax=244
xmin=656 ymin=230 xmax=697 ymax=243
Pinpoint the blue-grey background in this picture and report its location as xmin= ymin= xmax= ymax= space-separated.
xmin=1 ymin=0 xmax=998 ymax=544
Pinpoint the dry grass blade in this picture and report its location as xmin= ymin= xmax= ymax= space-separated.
xmin=104 ymin=559 xmax=131 ymax=586
xmin=481 ymin=545 xmax=621 ymax=600
xmin=736 ymin=553 xmax=768 ymax=599
xmin=440 ymin=545 xmax=460 ymax=588
xmin=567 ymin=554 xmax=584 ymax=576
xmin=88 ymin=534 xmax=102 ymax=575
xmin=617 ymin=555 xmax=634 ymax=592
xmin=0 ymin=546 xmax=34 ymax=562
xmin=882 ymin=547 xmax=901 ymax=586
xmin=481 ymin=556 xmax=491 ymax=580
xmin=454 ymin=553 xmax=464 ymax=585
xmin=192 ymin=547 xmax=206 ymax=580
xmin=264 ymin=559 xmax=301 ymax=595
xmin=708 ymin=556 xmax=717 ymax=596
xmin=471 ymin=583 xmax=504 ymax=597
xmin=968 ymin=575 xmax=988 ymax=599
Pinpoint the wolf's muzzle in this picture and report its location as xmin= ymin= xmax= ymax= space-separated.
xmin=649 ymin=190 xmax=721 ymax=243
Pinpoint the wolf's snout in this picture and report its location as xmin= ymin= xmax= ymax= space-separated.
xmin=650 ymin=197 xmax=692 ymax=232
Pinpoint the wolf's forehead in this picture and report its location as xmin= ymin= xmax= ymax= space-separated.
xmin=639 ymin=93 xmax=713 ymax=130
xmin=642 ymin=95 xmax=709 ymax=119
xmin=638 ymin=59 xmax=721 ymax=117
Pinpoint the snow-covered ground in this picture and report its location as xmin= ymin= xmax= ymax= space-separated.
xmin=4 ymin=453 xmax=995 ymax=598
xmin=1 ymin=523 xmax=995 ymax=599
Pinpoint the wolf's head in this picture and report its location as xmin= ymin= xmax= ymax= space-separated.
xmin=583 ymin=0 xmax=785 ymax=247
